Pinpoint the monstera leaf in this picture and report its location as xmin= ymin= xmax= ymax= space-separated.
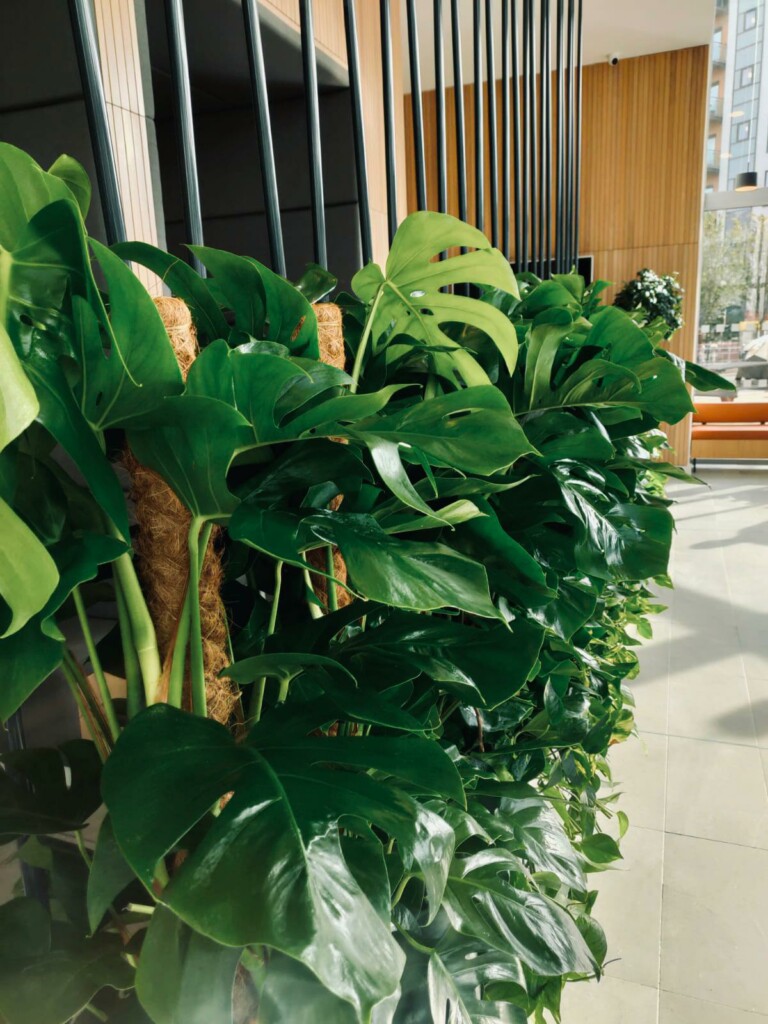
xmin=104 ymin=705 xmax=462 ymax=1020
xmin=352 ymin=212 xmax=520 ymax=387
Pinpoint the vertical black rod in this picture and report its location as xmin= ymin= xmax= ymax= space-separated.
xmin=243 ymin=0 xmax=286 ymax=277
xmin=300 ymin=0 xmax=327 ymax=268
xmin=67 ymin=0 xmax=126 ymax=244
xmin=555 ymin=0 xmax=565 ymax=272
xmin=434 ymin=0 xmax=448 ymax=214
xmin=512 ymin=0 xmax=523 ymax=268
xmin=573 ymin=0 xmax=583 ymax=275
xmin=565 ymin=0 xmax=575 ymax=270
xmin=485 ymin=0 xmax=499 ymax=248
xmin=501 ymin=0 xmax=511 ymax=260
xmin=380 ymin=0 xmax=398 ymax=242
xmin=343 ymin=0 xmax=373 ymax=265
xmin=407 ymin=0 xmax=428 ymax=211
xmin=451 ymin=0 xmax=468 ymax=224
xmin=474 ymin=0 xmax=484 ymax=233
xmin=528 ymin=0 xmax=539 ymax=275
xmin=521 ymin=0 xmax=530 ymax=270
xmin=164 ymin=0 xmax=205 ymax=271
xmin=540 ymin=0 xmax=550 ymax=278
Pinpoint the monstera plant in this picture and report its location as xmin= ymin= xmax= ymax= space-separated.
xmin=0 ymin=145 xmax=728 ymax=1024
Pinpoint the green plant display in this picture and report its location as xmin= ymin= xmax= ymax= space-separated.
xmin=613 ymin=267 xmax=684 ymax=340
xmin=0 ymin=145 xmax=728 ymax=1024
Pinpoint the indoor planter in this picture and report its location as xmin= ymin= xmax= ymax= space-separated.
xmin=0 ymin=145 xmax=728 ymax=1023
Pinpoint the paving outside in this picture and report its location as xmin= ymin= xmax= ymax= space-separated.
xmin=562 ymin=467 xmax=768 ymax=1023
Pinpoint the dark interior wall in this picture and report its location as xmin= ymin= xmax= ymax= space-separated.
xmin=0 ymin=0 xmax=107 ymax=241
xmin=157 ymin=89 xmax=362 ymax=284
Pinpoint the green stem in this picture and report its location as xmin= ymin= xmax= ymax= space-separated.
xmin=187 ymin=518 xmax=207 ymax=717
xmin=349 ymin=285 xmax=385 ymax=393
xmin=325 ymin=546 xmax=338 ymax=612
xmin=114 ymin=573 xmax=141 ymax=719
xmin=75 ymin=829 xmax=92 ymax=869
xmin=249 ymin=560 xmax=283 ymax=723
xmin=391 ymin=873 xmax=411 ymax=908
xmin=112 ymin=548 xmax=162 ymax=705
xmin=82 ymin=1004 xmax=108 ymax=1023
xmin=167 ymin=589 xmax=191 ymax=709
xmin=303 ymin=568 xmax=323 ymax=620
xmin=73 ymin=587 xmax=120 ymax=742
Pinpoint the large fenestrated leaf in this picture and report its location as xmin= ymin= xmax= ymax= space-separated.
xmin=518 ymin=308 xmax=695 ymax=424
xmin=553 ymin=466 xmax=674 ymax=581
xmin=190 ymin=245 xmax=318 ymax=357
xmin=337 ymin=612 xmax=544 ymax=711
xmin=47 ymin=154 xmax=91 ymax=218
xmin=352 ymin=212 xmax=519 ymax=387
xmin=0 ymin=322 xmax=38 ymax=450
xmin=0 ymin=495 xmax=58 ymax=639
xmin=104 ymin=706 xmax=462 ymax=1020
xmin=229 ymin=507 xmax=502 ymax=619
xmin=443 ymin=852 xmax=596 ymax=977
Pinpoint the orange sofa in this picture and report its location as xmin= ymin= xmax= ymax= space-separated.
xmin=691 ymin=402 xmax=768 ymax=466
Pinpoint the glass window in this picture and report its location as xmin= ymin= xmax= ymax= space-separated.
xmin=697 ymin=206 xmax=768 ymax=398
xmin=707 ymin=135 xmax=718 ymax=164
xmin=736 ymin=121 xmax=751 ymax=141
xmin=740 ymin=65 xmax=755 ymax=87
xmin=742 ymin=8 xmax=758 ymax=30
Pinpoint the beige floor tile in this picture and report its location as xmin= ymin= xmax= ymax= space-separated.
xmin=595 ymin=826 xmax=663 ymax=989
xmin=560 ymin=976 xmax=658 ymax=1024
xmin=667 ymin=673 xmax=755 ymax=746
xmin=666 ymin=737 xmax=768 ymax=849
xmin=661 ymin=833 xmax=768 ymax=1014
xmin=608 ymin=734 xmax=667 ymax=832
xmin=659 ymin=991 xmax=768 ymax=1022
xmin=747 ymin=678 xmax=768 ymax=748
xmin=629 ymin=674 xmax=669 ymax=735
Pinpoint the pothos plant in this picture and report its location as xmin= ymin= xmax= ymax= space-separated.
xmin=0 ymin=144 xmax=729 ymax=1024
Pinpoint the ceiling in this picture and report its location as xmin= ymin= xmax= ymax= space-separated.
xmin=402 ymin=0 xmax=716 ymax=91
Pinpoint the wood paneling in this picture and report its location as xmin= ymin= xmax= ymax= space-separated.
xmin=93 ymin=0 xmax=161 ymax=294
xmin=580 ymin=47 xmax=709 ymax=463
xmin=404 ymin=46 xmax=709 ymax=463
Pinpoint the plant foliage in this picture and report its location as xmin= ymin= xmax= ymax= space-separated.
xmin=0 ymin=146 xmax=729 ymax=1023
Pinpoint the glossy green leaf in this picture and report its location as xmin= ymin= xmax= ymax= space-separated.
xmin=0 ymin=323 xmax=38 ymax=450
xmin=87 ymin=815 xmax=136 ymax=932
xmin=0 ymin=496 xmax=58 ymax=638
xmin=352 ymin=212 xmax=519 ymax=386
xmin=136 ymin=906 xmax=242 ymax=1024
xmin=47 ymin=154 xmax=91 ymax=217
xmin=127 ymin=396 xmax=253 ymax=519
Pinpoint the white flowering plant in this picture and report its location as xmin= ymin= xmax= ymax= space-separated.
xmin=614 ymin=268 xmax=684 ymax=339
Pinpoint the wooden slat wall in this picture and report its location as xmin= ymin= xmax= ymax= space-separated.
xmin=580 ymin=47 xmax=709 ymax=463
xmin=404 ymin=45 xmax=709 ymax=463
xmin=93 ymin=0 xmax=161 ymax=294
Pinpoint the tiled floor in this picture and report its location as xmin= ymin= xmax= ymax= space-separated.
xmin=562 ymin=467 xmax=768 ymax=1023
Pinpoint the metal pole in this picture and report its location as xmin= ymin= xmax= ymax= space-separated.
xmin=300 ymin=0 xmax=327 ymax=268
xmin=434 ymin=0 xmax=448 ymax=214
xmin=573 ymin=0 xmax=583 ymax=274
xmin=540 ymin=0 xmax=551 ymax=278
xmin=555 ymin=0 xmax=565 ymax=272
xmin=242 ymin=0 xmax=286 ymax=276
xmin=67 ymin=0 xmax=126 ymax=244
xmin=380 ymin=0 xmax=399 ymax=242
xmin=521 ymin=0 xmax=530 ymax=270
xmin=474 ymin=0 xmax=484 ymax=233
xmin=565 ymin=0 xmax=575 ymax=270
xmin=512 ymin=0 xmax=522 ymax=268
xmin=406 ymin=0 xmax=428 ymax=210
xmin=485 ymin=0 xmax=499 ymax=248
xmin=528 ymin=0 xmax=538 ymax=275
xmin=164 ymin=0 xmax=205 ymax=271
xmin=502 ymin=0 xmax=511 ymax=259
xmin=343 ymin=0 xmax=373 ymax=264
xmin=451 ymin=0 xmax=468 ymax=225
